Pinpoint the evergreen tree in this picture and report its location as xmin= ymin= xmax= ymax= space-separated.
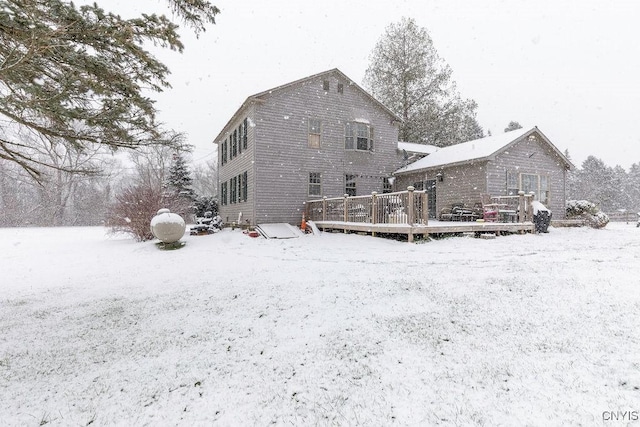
xmin=504 ymin=121 xmax=523 ymax=132
xmin=0 ymin=0 xmax=219 ymax=181
xmin=166 ymin=152 xmax=194 ymax=198
xmin=364 ymin=17 xmax=483 ymax=147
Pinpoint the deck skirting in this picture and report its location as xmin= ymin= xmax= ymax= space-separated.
xmin=314 ymin=220 xmax=535 ymax=242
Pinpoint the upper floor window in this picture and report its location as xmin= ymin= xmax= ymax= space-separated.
xmin=345 ymin=122 xmax=373 ymax=151
xmin=232 ymin=130 xmax=238 ymax=158
xmin=221 ymin=140 xmax=228 ymax=165
xmin=308 ymin=118 xmax=321 ymax=149
xmin=323 ymin=80 xmax=329 ymax=91
xmin=242 ymin=118 xmax=248 ymax=149
xmin=337 ymin=83 xmax=344 ymax=94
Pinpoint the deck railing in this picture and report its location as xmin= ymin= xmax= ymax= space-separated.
xmin=305 ymin=187 xmax=428 ymax=226
xmin=486 ymin=193 xmax=535 ymax=223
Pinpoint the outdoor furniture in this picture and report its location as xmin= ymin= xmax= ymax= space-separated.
xmin=481 ymin=194 xmax=517 ymax=222
xmin=440 ymin=204 xmax=480 ymax=221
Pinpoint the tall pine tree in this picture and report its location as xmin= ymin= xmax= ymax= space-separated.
xmin=364 ymin=17 xmax=483 ymax=147
xmin=166 ymin=152 xmax=194 ymax=198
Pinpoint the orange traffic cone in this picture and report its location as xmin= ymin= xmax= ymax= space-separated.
xmin=300 ymin=214 xmax=307 ymax=231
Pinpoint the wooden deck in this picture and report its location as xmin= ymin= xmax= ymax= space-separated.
xmin=305 ymin=188 xmax=537 ymax=242
xmin=313 ymin=220 xmax=535 ymax=241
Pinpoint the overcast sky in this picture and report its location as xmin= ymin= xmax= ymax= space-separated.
xmin=118 ymin=0 xmax=640 ymax=170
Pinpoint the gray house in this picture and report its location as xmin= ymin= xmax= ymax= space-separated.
xmin=393 ymin=127 xmax=573 ymax=219
xmin=213 ymin=69 xmax=404 ymax=226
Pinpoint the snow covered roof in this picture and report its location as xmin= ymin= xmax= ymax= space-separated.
xmin=397 ymin=141 xmax=439 ymax=155
xmin=394 ymin=127 xmax=571 ymax=175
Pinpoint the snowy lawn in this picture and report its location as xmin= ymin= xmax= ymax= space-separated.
xmin=1 ymin=224 xmax=639 ymax=425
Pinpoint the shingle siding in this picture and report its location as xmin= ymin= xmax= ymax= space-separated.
xmin=216 ymin=70 xmax=401 ymax=226
xmin=489 ymin=134 xmax=568 ymax=217
xmin=217 ymin=104 xmax=256 ymax=225
xmin=395 ymin=131 xmax=568 ymax=219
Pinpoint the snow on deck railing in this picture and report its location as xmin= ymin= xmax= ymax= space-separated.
xmin=305 ymin=187 xmax=428 ymax=226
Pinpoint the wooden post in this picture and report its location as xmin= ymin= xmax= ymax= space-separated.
xmin=527 ymin=192 xmax=535 ymax=229
xmin=371 ymin=192 xmax=378 ymax=224
xmin=371 ymin=192 xmax=378 ymax=236
xmin=422 ymin=191 xmax=429 ymax=226
xmin=407 ymin=186 xmax=415 ymax=243
xmin=518 ymin=191 xmax=525 ymax=223
xmin=322 ymin=196 xmax=327 ymax=222
xmin=343 ymin=194 xmax=349 ymax=233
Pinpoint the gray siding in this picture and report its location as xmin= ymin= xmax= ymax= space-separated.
xmin=488 ymin=133 xmax=568 ymax=218
xmin=435 ymin=164 xmax=487 ymax=213
xmin=394 ymin=132 xmax=568 ymax=219
xmin=397 ymin=164 xmax=487 ymax=216
xmin=251 ymin=73 xmax=400 ymax=225
xmin=216 ymin=104 xmax=257 ymax=225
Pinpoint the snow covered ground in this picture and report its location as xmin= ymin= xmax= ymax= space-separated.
xmin=1 ymin=223 xmax=639 ymax=425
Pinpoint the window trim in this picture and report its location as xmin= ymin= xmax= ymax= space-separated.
xmin=308 ymin=118 xmax=321 ymax=149
xmin=345 ymin=174 xmax=356 ymax=197
xmin=345 ymin=121 xmax=373 ymax=152
xmin=506 ymin=171 xmax=550 ymax=205
xmin=309 ymin=172 xmax=322 ymax=197
xmin=221 ymin=181 xmax=228 ymax=206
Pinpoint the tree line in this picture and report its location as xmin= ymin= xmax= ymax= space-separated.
xmin=1 ymin=7 xmax=636 ymax=229
xmin=568 ymin=154 xmax=640 ymax=215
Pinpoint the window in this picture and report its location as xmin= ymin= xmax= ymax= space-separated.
xmin=308 ymin=118 xmax=321 ymax=148
xmin=222 ymin=140 xmax=227 ymax=165
xmin=243 ymin=118 xmax=248 ymax=149
xmin=506 ymin=171 xmax=518 ymax=196
xmin=230 ymin=176 xmax=237 ymax=204
xmin=521 ymin=173 xmax=537 ymax=196
xmin=539 ymin=175 xmax=550 ymax=205
xmin=238 ymin=124 xmax=243 ymax=154
xmin=237 ymin=173 xmax=242 ymax=202
xmin=221 ymin=182 xmax=228 ymax=206
xmin=232 ymin=130 xmax=238 ymax=158
xmin=309 ymin=173 xmax=321 ymax=196
xmin=412 ymin=181 xmax=424 ymax=191
xmin=242 ymin=171 xmax=248 ymax=202
xmin=323 ymin=80 xmax=329 ymax=91
xmin=345 ymin=122 xmax=373 ymax=151
xmin=337 ymin=83 xmax=343 ymax=94
xmin=383 ymin=177 xmax=392 ymax=193
xmin=345 ymin=174 xmax=356 ymax=196
xmin=507 ymin=172 xmax=550 ymax=205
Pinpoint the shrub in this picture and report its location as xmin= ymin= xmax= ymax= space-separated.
xmin=105 ymin=184 xmax=189 ymax=241
xmin=566 ymin=200 xmax=609 ymax=229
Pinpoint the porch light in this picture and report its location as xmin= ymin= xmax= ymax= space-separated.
xmin=436 ymin=172 xmax=443 ymax=182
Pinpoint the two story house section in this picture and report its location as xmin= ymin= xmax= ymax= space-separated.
xmin=213 ymin=68 xmax=402 ymax=226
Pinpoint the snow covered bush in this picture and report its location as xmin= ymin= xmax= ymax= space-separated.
xmin=566 ymin=200 xmax=609 ymax=229
xmin=105 ymin=184 xmax=190 ymax=241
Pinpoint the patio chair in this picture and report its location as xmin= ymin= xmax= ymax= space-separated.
xmin=480 ymin=193 xmax=499 ymax=222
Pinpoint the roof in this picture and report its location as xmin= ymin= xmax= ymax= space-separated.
xmin=397 ymin=141 xmax=439 ymax=155
xmin=213 ymin=68 xmax=402 ymax=144
xmin=394 ymin=126 xmax=573 ymax=175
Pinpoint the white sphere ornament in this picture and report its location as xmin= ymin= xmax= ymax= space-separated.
xmin=150 ymin=208 xmax=186 ymax=243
